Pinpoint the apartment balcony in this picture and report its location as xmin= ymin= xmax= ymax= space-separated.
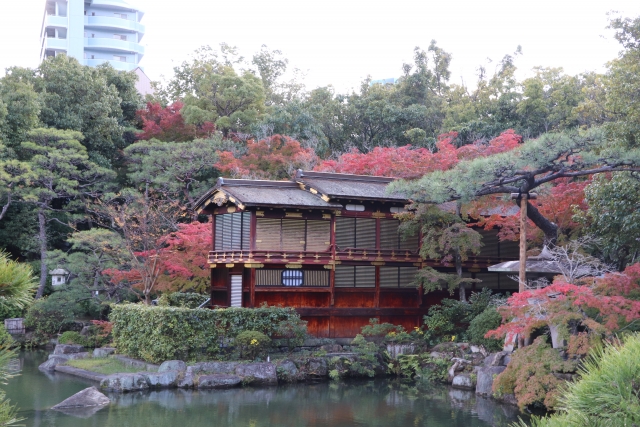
xmin=43 ymin=37 xmax=68 ymax=51
xmin=84 ymin=16 xmax=145 ymax=35
xmin=84 ymin=58 xmax=138 ymax=71
xmin=44 ymin=14 xmax=68 ymax=29
xmin=84 ymin=37 xmax=144 ymax=55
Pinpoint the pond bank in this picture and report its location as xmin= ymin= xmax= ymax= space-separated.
xmin=8 ymin=350 xmax=530 ymax=427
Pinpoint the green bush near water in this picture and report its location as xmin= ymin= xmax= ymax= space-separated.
xmin=518 ymin=333 xmax=640 ymax=427
xmin=110 ymin=304 xmax=301 ymax=363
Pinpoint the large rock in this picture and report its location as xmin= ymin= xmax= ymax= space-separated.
xmin=192 ymin=361 xmax=239 ymax=374
xmin=198 ymin=374 xmax=242 ymax=389
xmin=302 ymin=358 xmax=328 ymax=378
xmin=276 ymin=359 xmax=300 ymax=382
xmin=53 ymin=344 xmax=85 ymax=355
xmin=39 ymin=356 xmax=69 ymax=371
xmin=452 ymin=373 xmax=476 ymax=390
xmin=158 ymin=360 xmax=187 ymax=373
xmin=93 ymin=347 xmax=116 ymax=358
xmin=483 ymin=351 xmax=511 ymax=367
xmin=235 ymin=362 xmax=277 ymax=385
xmin=476 ymin=366 xmax=506 ymax=396
xmin=67 ymin=352 xmax=90 ymax=360
xmin=52 ymin=386 xmax=110 ymax=409
xmin=143 ymin=371 xmax=179 ymax=388
xmin=100 ymin=373 xmax=149 ymax=392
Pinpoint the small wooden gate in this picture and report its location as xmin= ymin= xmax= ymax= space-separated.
xmin=4 ymin=318 xmax=25 ymax=334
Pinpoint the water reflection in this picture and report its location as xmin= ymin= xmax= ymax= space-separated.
xmin=7 ymin=351 xmax=528 ymax=427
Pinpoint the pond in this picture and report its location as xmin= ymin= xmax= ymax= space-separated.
xmin=6 ymin=351 xmax=529 ymax=427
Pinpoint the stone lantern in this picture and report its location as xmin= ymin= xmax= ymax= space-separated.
xmin=49 ymin=268 xmax=69 ymax=286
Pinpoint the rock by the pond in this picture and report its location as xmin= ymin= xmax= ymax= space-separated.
xmin=93 ymin=347 xmax=116 ymax=358
xmin=39 ymin=356 xmax=69 ymax=371
xmin=53 ymin=344 xmax=85 ymax=355
xmin=193 ymin=361 xmax=239 ymax=374
xmin=100 ymin=373 xmax=149 ymax=392
xmin=143 ymin=371 xmax=179 ymax=388
xmin=67 ymin=352 xmax=90 ymax=360
xmin=476 ymin=366 xmax=506 ymax=396
xmin=52 ymin=386 xmax=110 ymax=409
xmin=198 ymin=374 xmax=242 ymax=389
xmin=158 ymin=360 xmax=187 ymax=373
xmin=302 ymin=358 xmax=328 ymax=377
xmin=276 ymin=359 xmax=299 ymax=381
xmin=235 ymin=362 xmax=277 ymax=385
xmin=452 ymin=373 xmax=476 ymax=390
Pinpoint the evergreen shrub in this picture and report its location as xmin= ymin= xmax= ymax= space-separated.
xmin=467 ymin=306 xmax=504 ymax=351
xmin=58 ymin=331 xmax=88 ymax=347
xmin=110 ymin=304 xmax=300 ymax=363
xmin=234 ymin=330 xmax=271 ymax=360
xmin=157 ymin=292 xmax=209 ymax=309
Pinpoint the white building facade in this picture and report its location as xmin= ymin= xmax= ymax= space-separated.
xmin=40 ymin=0 xmax=145 ymax=72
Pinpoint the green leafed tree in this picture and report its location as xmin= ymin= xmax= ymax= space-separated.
xmin=47 ymin=229 xmax=129 ymax=302
xmin=0 ymin=251 xmax=37 ymax=319
xmin=390 ymin=128 xmax=640 ymax=245
xmin=17 ymin=128 xmax=115 ymax=298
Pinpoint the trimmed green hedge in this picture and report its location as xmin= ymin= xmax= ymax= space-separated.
xmin=157 ymin=292 xmax=209 ymax=309
xmin=110 ymin=304 xmax=300 ymax=363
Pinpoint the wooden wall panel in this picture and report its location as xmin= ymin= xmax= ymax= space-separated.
xmin=303 ymin=316 xmax=330 ymax=338
xmin=379 ymin=315 xmax=420 ymax=331
xmin=254 ymin=292 xmax=330 ymax=307
xmin=330 ymin=316 xmax=373 ymax=338
xmin=333 ymin=291 xmax=375 ymax=307
xmin=379 ymin=291 xmax=419 ymax=308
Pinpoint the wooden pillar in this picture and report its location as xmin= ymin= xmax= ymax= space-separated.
xmin=330 ymin=212 xmax=336 ymax=306
xmin=519 ymin=195 xmax=528 ymax=293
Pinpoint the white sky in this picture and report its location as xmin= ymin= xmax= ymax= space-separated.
xmin=2 ymin=0 xmax=640 ymax=93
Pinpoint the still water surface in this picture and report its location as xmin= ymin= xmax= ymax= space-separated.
xmin=7 ymin=351 xmax=529 ymax=427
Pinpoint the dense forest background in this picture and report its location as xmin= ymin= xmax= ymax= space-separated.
xmin=1 ymin=15 xmax=640 ymax=307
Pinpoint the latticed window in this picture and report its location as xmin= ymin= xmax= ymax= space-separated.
xmin=282 ymin=270 xmax=304 ymax=287
xmin=214 ymin=212 xmax=251 ymax=251
xmin=255 ymin=218 xmax=330 ymax=252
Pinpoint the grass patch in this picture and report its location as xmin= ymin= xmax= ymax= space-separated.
xmin=65 ymin=357 xmax=149 ymax=375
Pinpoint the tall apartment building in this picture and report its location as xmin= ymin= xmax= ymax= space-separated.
xmin=40 ymin=0 xmax=145 ymax=72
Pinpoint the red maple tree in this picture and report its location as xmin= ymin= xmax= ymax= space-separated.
xmin=215 ymin=134 xmax=318 ymax=180
xmin=104 ymin=221 xmax=212 ymax=296
xmin=136 ymin=101 xmax=216 ymax=142
xmin=315 ymin=130 xmax=521 ymax=179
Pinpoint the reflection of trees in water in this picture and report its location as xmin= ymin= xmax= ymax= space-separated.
xmin=97 ymin=380 xmax=524 ymax=427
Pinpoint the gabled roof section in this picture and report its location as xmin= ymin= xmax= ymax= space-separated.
xmin=294 ymin=170 xmax=407 ymax=203
xmin=193 ymin=177 xmax=343 ymax=212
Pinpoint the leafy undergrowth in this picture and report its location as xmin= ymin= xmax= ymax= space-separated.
xmin=65 ymin=357 xmax=149 ymax=375
xmin=493 ymin=336 xmax=578 ymax=411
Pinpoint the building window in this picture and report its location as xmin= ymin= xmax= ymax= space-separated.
xmin=91 ymin=55 xmax=95 ymax=59
xmin=255 ymin=218 xmax=330 ymax=252
xmin=114 ymin=55 xmax=127 ymax=62
xmin=214 ymin=212 xmax=251 ymax=251
xmin=256 ymin=269 xmax=329 ymax=287
xmin=115 ymin=13 xmax=128 ymax=19
xmin=113 ymin=34 xmax=127 ymax=41
xmin=335 ymin=265 xmax=375 ymax=287
xmin=282 ymin=270 xmax=304 ymax=287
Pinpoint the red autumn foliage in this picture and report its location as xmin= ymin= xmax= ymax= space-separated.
xmin=104 ymin=221 xmax=212 ymax=295
xmin=136 ymin=101 xmax=216 ymax=142
xmin=486 ymin=263 xmax=640 ymax=341
xmin=315 ymin=130 xmax=521 ymax=178
xmin=215 ymin=134 xmax=318 ymax=180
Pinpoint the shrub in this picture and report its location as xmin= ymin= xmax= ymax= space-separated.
xmin=0 ymin=252 xmax=37 ymax=318
xmin=275 ymin=318 xmax=308 ymax=351
xmin=493 ymin=336 xmax=578 ymax=411
xmin=519 ymin=333 xmax=640 ymax=427
xmin=58 ymin=331 xmax=88 ymax=346
xmin=467 ymin=306 xmax=503 ymax=351
xmin=110 ymin=304 xmax=301 ymax=363
xmin=361 ymin=318 xmax=405 ymax=337
xmin=391 ymin=353 xmax=450 ymax=383
xmin=234 ymin=330 xmax=271 ymax=360
xmin=329 ymin=334 xmax=383 ymax=379
xmin=24 ymin=299 xmax=69 ymax=345
xmin=157 ymin=292 xmax=209 ymax=309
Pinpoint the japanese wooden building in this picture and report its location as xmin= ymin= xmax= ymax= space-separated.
xmin=194 ymin=170 xmax=520 ymax=338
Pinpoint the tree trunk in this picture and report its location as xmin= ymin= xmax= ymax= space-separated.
xmin=36 ymin=208 xmax=48 ymax=299
xmin=513 ymin=199 xmax=559 ymax=245
xmin=455 ymin=202 xmax=466 ymax=302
